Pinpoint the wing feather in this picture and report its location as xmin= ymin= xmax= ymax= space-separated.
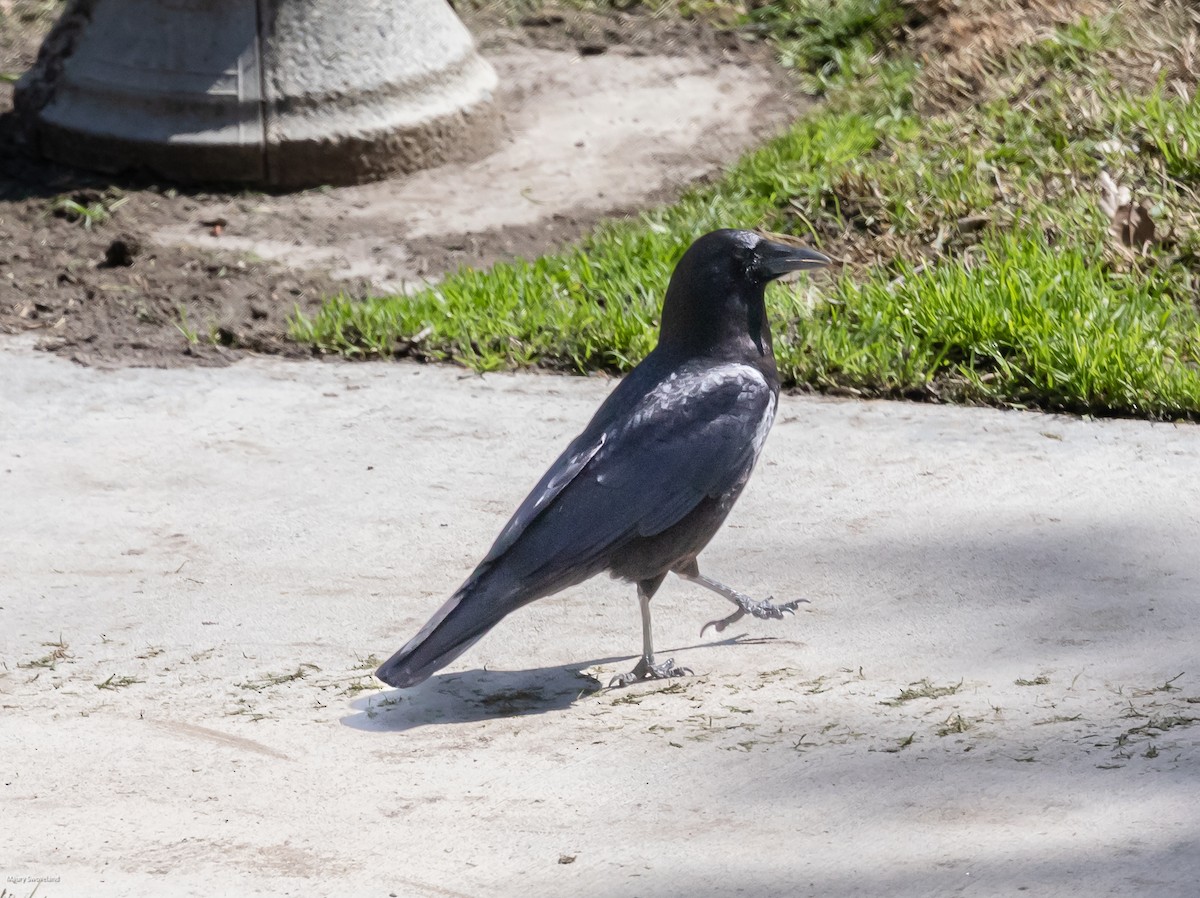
xmin=485 ymin=364 xmax=774 ymax=584
xmin=481 ymin=432 xmax=607 ymax=565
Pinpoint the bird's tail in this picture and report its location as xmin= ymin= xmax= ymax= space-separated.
xmin=375 ymin=572 xmax=510 ymax=689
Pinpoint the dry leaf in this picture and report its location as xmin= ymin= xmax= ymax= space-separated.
xmin=1098 ymin=172 xmax=1154 ymax=249
xmin=1098 ymin=171 xmax=1130 ymax=216
xmin=200 ymin=217 xmax=228 ymax=237
xmin=955 ymin=214 xmax=991 ymax=234
xmin=1110 ymin=203 xmax=1155 ymax=248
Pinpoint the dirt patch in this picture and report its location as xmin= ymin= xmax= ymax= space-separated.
xmin=905 ymin=0 xmax=1199 ymax=112
xmin=0 ymin=3 xmax=791 ymax=368
xmin=1 ymin=205 xmax=341 ymax=367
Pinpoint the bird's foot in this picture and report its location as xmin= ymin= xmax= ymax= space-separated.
xmin=608 ymin=656 xmax=693 ymax=688
xmin=700 ymin=594 xmax=809 ymax=637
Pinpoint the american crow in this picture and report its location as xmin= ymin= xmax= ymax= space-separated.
xmin=376 ymin=229 xmax=830 ymax=688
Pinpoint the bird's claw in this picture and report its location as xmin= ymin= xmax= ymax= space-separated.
xmin=700 ymin=610 xmax=744 ymax=637
xmin=699 ymin=596 xmax=809 ymax=637
xmin=608 ymin=657 xmax=693 ymax=688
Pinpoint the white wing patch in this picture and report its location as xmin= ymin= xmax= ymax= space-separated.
xmin=629 ymin=362 xmax=771 ymax=430
xmin=751 ymin=391 xmax=776 ymax=460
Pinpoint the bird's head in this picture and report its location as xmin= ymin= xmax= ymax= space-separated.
xmin=658 ymin=229 xmax=830 ymax=358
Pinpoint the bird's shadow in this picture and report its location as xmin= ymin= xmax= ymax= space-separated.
xmin=341 ymin=633 xmax=773 ymax=733
xmin=340 ymin=661 xmax=614 ymax=733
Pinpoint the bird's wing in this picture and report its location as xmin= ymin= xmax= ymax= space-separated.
xmin=586 ymin=364 xmax=773 ymax=541
xmin=481 ymin=431 xmax=607 ymax=565
xmin=483 ymin=363 xmax=775 ymax=575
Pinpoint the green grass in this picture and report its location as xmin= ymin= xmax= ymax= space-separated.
xmin=49 ymin=194 xmax=128 ymax=230
xmin=782 ymin=231 xmax=1200 ymax=416
xmin=292 ymin=2 xmax=1200 ymax=420
xmin=1111 ymin=83 xmax=1200 ymax=181
xmin=743 ymin=0 xmax=909 ymax=74
xmin=1027 ymin=14 xmax=1121 ymax=71
xmin=294 ymin=112 xmax=881 ymax=373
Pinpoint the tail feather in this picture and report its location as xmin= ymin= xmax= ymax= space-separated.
xmin=376 ymin=538 xmax=597 ymax=688
xmin=375 ymin=578 xmax=505 ymax=688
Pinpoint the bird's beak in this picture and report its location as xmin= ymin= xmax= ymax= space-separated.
xmin=756 ymin=238 xmax=831 ymax=279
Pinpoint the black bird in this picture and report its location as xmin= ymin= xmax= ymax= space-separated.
xmin=376 ymin=229 xmax=830 ymax=689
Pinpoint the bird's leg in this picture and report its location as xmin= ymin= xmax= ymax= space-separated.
xmin=674 ymin=562 xmax=808 ymax=637
xmin=609 ymin=580 xmax=692 ymax=688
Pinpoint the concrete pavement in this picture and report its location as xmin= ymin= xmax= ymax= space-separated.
xmin=2 ymin=335 xmax=1198 ymax=897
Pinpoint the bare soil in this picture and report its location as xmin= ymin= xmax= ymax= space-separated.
xmin=5 ymin=0 xmax=1159 ymax=369
xmin=906 ymin=0 xmax=1198 ymax=113
xmin=0 ymin=3 xmax=791 ymax=367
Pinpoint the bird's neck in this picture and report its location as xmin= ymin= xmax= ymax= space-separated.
xmin=657 ymin=284 xmax=775 ymax=370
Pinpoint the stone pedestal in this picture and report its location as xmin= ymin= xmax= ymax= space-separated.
xmin=16 ymin=0 xmax=500 ymax=187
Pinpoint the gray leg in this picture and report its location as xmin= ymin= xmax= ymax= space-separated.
xmin=609 ymin=579 xmax=692 ymax=688
xmin=675 ymin=562 xmax=808 ymax=637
